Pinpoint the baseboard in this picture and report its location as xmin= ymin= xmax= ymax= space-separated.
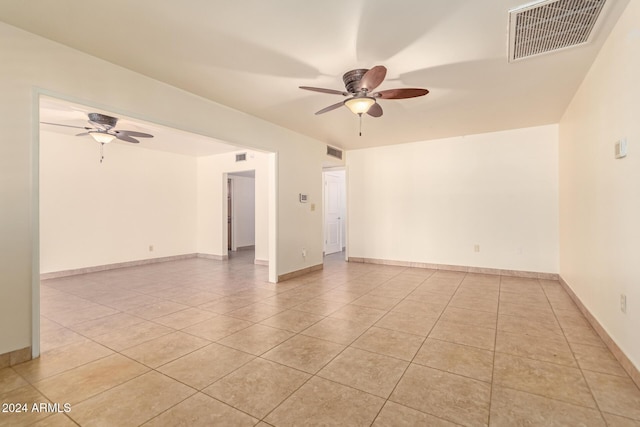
xmin=40 ymin=254 xmax=200 ymax=280
xmin=196 ymin=253 xmax=229 ymax=261
xmin=254 ymin=259 xmax=269 ymax=266
xmin=278 ymin=263 xmax=323 ymax=282
xmin=235 ymin=245 xmax=255 ymax=252
xmin=559 ymin=276 xmax=640 ymax=389
xmin=0 ymin=346 xmax=31 ymax=368
xmin=347 ymin=257 xmax=558 ymax=280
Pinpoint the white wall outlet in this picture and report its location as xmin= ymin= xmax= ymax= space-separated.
xmin=149 ymin=245 xmax=154 ymax=252
xmin=620 ymin=294 xmax=627 ymax=314
xmin=474 ymin=244 xmax=480 ymax=253
xmin=302 ymin=248 xmax=306 ymax=258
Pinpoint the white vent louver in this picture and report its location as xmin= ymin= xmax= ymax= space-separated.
xmin=235 ymin=153 xmax=247 ymax=162
xmin=509 ymin=0 xmax=607 ymax=61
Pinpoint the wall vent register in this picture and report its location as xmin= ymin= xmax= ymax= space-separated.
xmin=327 ymin=146 xmax=343 ymax=160
xmin=509 ymin=0 xmax=607 ymax=61
xmin=235 ymin=153 xmax=247 ymax=162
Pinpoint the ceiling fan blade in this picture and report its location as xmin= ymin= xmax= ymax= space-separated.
xmin=376 ymin=88 xmax=429 ymax=99
xmin=115 ymin=130 xmax=154 ymax=138
xmin=300 ymin=86 xmax=348 ymax=96
xmin=357 ymin=65 xmax=387 ymax=92
xmin=367 ymin=102 xmax=383 ymax=118
xmin=41 ymin=121 xmax=91 ymax=130
xmin=315 ymin=101 xmax=344 ymax=115
xmin=115 ymin=134 xmax=140 ymax=143
xmin=75 ymin=132 xmax=90 ymax=137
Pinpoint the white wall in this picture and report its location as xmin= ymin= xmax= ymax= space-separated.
xmin=559 ymin=0 xmax=640 ymax=370
xmin=197 ymin=151 xmax=269 ymax=262
xmin=40 ymin=130 xmax=198 ymax=273
xmin=231 ymin=174 xmax=256 ymax=250
xmin=347 ymin=125 xmax=559 ymax=273
xmin=0 ymin=22 xmax=326 ymax=356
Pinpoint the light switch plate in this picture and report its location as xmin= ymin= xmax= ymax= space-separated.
xmin=615 ymin=138 xmax=628 ymax=159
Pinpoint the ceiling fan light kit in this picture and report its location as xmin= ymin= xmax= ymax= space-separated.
xmin=300 ymin=65 xmax=429 ymax=135
xmin=89 ymin=131 xmax=116 ymax=144
xmin=344 ymin=96 xmax=376 ymax=115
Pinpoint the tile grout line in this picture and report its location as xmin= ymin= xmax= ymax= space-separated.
xmin=541 ymin=279 xmax=608 ymax=423
xmin=487 ymin=274 xmax=504 ymax=426
xmin=40 ymin=270 xmax=289 ymax=425
xmin=256 ymin=266 xmax=430 ymax=425
xmin=33 ymin=257 xmax=632 ymax=426
xmin=366 ymin=271 xmax=466 ymax=426
xmin=40 ymin=260 xmax=384 ymax=426
xmin=489 ymin=279 xmax=615 ymax=414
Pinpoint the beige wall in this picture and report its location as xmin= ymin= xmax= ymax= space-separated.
xmin=0 ymin=22 xmax=326 ymax=355
xmin=40 ymin=130 xmax=198 ymax=273
xmin=347 ymin=125 xmax=559 ymax=273
xmin=559 ymin=0 xmax=640 ymax=369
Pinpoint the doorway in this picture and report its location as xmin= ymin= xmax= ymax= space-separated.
xmin=227 ymin=170 xmax=256 ymax=255
xmin=323 ymin=169 xmax=346 ymax=257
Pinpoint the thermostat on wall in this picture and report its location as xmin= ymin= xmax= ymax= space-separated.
xmin=299 ymin=193 xmax=308 ymax=203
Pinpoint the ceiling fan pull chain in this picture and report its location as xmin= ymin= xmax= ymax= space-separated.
xmin=100 ymin=142 xmax=104 ymax=163
xmin=359 ymin=113 xmax=363 ymax=137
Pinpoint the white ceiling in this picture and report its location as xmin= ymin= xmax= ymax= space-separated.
xmin=1 ymin=0 xmax=630 ymax=151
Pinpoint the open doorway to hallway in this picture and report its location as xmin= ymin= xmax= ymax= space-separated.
xmin=227 ymin=170 xmax=257 ymax=258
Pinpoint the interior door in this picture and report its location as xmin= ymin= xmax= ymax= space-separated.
xmin=324 ymin=173 xmax=342 ymax=255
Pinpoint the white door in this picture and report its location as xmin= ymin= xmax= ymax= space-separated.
xmin=324 ymin=173 xmax=342 ymax=255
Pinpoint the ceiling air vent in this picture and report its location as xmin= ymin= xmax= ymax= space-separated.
xmin=508 ymin=0 xmax=607 ymax=62
xmin=327 ymin=146 xmax=343 ymax=160
xmin=235 ymin=153 xmax=247 ymax=162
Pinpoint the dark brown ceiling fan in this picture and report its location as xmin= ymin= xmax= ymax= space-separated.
xmin=41 ymin=112 xmax=154 ymax=144
xmin=300 ymin=65 xmax=429 ymax=118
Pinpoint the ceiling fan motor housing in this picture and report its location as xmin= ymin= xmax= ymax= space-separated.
xmin=88 ymin=113 xmax=118 ymax=129
xmin=343 ymin=69 xmax=368 ymax=93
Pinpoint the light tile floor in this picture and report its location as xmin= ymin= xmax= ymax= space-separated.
xmin=2 ymin=251 xmax=640 ymax=426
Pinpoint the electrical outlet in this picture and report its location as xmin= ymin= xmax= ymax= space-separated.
xmin=302 ymin=248 xmax=306 ymax=258
xmin=474 ymin=244 xmax=480 ymax=253
xmin=620 ymin=294 xmax=627 ymax=314
xmin=149 ymin=245 xmax=154 ymax=252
